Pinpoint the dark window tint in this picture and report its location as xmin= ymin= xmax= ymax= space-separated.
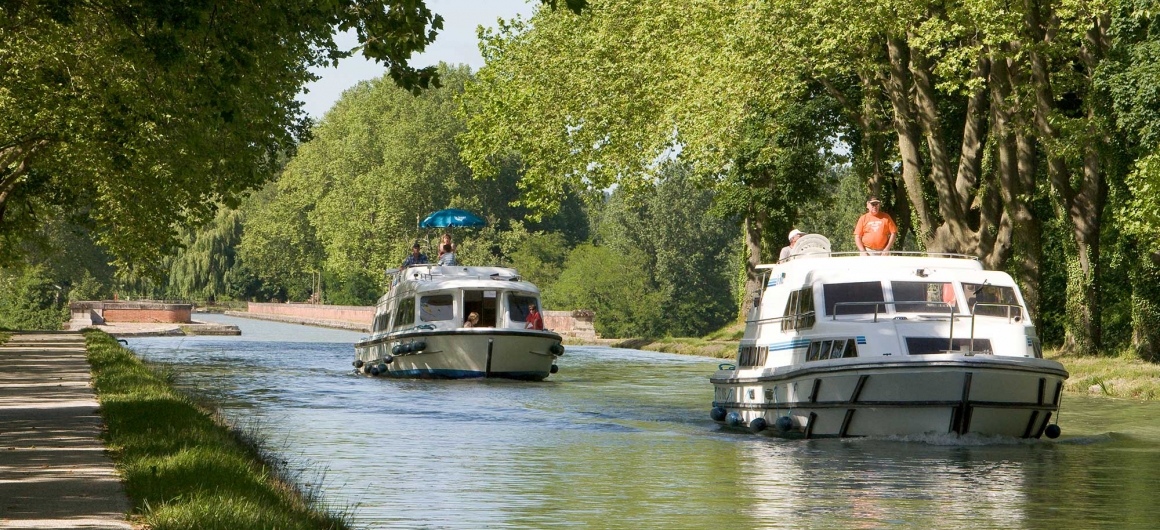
xmin=893 ymin=281 xmax=957 ymax=313
xmin=823 ymin=282 xmax=885 ymax=316
xmin=420 ymin=294 xmax=455 ymax=322
xmin=807 ymin=339 xmax=858 ymax=361
xmin=963 ymin=284 xmax=1022 ymax=319
xmin=393 ymin=298 xmax=415 ymax=330
xmin=508 ymin=295 xmax=539 ymax=322
xmin=781 ymin=287 xmax=816 ymax=331
xmin=905 ymin=337 xmax=994 ymax=355
xmin=373 ymin=311 xmax=390 ymax=333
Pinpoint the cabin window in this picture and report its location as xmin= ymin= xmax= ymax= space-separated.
xmin=892 ymin=281 xmax=957 ymax=313
xmin=507 ymin=294 xmax=539 ymax=323
xmin=393 ymin=297 xmax=416 ymax=330
xmin=962 ymin=284 xmax=1022 ymax=319
xmin=905 ymin=337 xmax=994 ymax=355
xmin=463 ymin=290 xmax=498 ymax=327
xmin=373 ymin=311 xmax=390 ymax=333
xmin=806 ymin=339 xmax=858 ymax=361
xmin=823 ymin=282 xmax=885 ymax=316
xmin=737 ymin=345 xmax=769 ymax=368
xmin=419 ymin=294 xmax=455 ymax=322
xmin=781 ymin=287 xmax=816 ymax=331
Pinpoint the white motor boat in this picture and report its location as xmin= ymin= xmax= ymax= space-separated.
xmin=711 ymin=237 xmax=1068 ymax=439
xmin=354 ymin=265 xmax=564 ymax=380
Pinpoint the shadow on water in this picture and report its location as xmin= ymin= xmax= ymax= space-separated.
xmin=124 ymin=314 xmax=1160 ymax=529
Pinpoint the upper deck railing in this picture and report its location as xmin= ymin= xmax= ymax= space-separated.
xmin=774 ymin=251 xmax=980 ymax=265
xmin=389 ymin=265 xmax=523 ymax=284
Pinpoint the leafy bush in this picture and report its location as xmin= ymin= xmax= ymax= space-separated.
xmin=545 ymin=244 xmax=664 ymax=338
xmin=0 ymin=266 xmax=67 ymax=330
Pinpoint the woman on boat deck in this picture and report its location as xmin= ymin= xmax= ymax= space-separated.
xmin=437 ymin=233 xmax=455 ymax=260
xmin=464 ymin=312 xmax=479 ymax=328
xmin=438 ymin=244 xmax=457 ymax=266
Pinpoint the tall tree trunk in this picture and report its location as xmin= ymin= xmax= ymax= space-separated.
xmin=1024 ymin=1 xmax=1109 ymax=354
xmin=740 ymin=208 xmax=767 ymax=319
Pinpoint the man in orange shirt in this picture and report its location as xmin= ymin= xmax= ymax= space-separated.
xmin=854 ymin=196 xmax=897 ymax=255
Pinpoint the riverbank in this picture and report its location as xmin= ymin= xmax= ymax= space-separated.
xmin=83 ymin=330 xmax=349 ymax=529
xmin=595 ymin=327 xmax=1160 ymax=400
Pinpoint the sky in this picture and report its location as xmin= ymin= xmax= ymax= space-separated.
xmin=298 ymin=0 xmax=536 ymax=120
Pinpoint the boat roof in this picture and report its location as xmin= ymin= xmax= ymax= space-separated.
xmin=394 ymin=265 xmax=542 ymax=294
xmin=756 ymin=254 xmax=1023 ymax=286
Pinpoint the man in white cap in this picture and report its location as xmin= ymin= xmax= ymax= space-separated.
xmin=780 ymin=229 xmax=805 ymax=261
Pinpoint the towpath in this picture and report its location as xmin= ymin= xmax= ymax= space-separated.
xmin=0 ymin=332 xmax=132 ymax=529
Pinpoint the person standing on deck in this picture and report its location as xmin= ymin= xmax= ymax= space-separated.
xmin=779 ymin=229 xmax=805 ymax=261
xmin=854 ymin=197 xmax=897 ymax=256
xmin=400 ymin=242 xmax=429 ymax=269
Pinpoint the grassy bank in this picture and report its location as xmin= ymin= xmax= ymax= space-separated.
xmin=0 ymin=331 xmax=9 ymax=344
xmin=609 ymin=322 xmax=744 ymax=359
xmin=1048 ymin=350 xmax=1160 ymax=400
xmin=84 ymin=330 xmax=348 ymax=530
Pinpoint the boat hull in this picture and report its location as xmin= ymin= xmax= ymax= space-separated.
xmin=710 ymin=355 xmax=1068 ymax=439
xmin=354 ymin=329 xmax=562 ymax=381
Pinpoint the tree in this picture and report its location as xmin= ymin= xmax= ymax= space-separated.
xmin=459 ymin=1 xmax=835 ymax=319
xmin=1 ymin=0 xmax=584 ymax=270
xmin=545 ymin=243 xmax=664 ymax=338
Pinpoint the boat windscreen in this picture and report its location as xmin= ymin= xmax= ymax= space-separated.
xmin=892 ymin=281 xmax=957 ymax=313
xmin=963 ymin=283 xmax=1022 ymax=318
xmin=507 ymin=294 xmax=539 ymax=322
xmin=420 ymin=294 xmax=455 ymax=321
xmin=823 ymin=281 xmax=885 ymax=316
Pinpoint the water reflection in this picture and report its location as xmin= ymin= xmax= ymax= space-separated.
xmin=124 ymin=314 xmax=1160 ymax=529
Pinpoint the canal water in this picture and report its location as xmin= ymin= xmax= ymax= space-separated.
xmin=125 ymin=314 xmax=1160 ymax=529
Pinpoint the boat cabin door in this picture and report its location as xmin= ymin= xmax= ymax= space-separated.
xmin=463 ymin=290 xmax=498 ymax=327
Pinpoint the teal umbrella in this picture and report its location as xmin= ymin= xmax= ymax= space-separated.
xmin=419 ymin=209 xmax=487 ymax=228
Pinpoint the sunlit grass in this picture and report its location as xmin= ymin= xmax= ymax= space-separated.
xmin=1048 ymin=348 xmax=1160 ymax=400
xmin=84 ymin=330 xmax=349 ymax=530
xmin=0 ymin=331 xmax=9 ymax=344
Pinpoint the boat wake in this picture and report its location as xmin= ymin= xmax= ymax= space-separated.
xmin=856 ymin=430 xmax=1118 ymax=446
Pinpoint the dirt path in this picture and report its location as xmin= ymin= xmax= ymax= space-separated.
xmin=0 ymin=332 xmax=132 ymax=529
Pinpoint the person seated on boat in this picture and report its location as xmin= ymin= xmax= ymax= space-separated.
xmin=400 ymin=242 xmax=429 ymax=269
xmin=464 ymin=312 xmax=479 ymax=328
xmin=437 ymin=233 xmax=456 ymax=261
xmin=779 ymin=229 xmax=805 ymax=261
xmin=437 ymin=244 xmax=457 ymax=266
xmin=525 ymin=304 xmax=544 ymax=330
xmin=854 ymin=196 xmax=897 ymax=256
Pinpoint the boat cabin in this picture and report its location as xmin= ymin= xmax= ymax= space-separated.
xmin=371 ymin=265 xmax=543 ymax=336
xmin=742 ymin=254 xmax=1040 ymax=369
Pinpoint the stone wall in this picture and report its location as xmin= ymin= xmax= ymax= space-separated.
xmin=246 ymin=303 xmax=375 ymax=326
xmin=544 ymin=310 xmax=598 ymax=340
xmin=69 ymin=301 xmax=192 ymax=325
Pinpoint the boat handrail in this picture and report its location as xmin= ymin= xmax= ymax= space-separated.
xmin=776 ymin=251 xmax=980 ymax=264
xmin=831 ymin=300 xmax=957 ymax=322
xmin=746 ymin=312 xmax=816 ymax=325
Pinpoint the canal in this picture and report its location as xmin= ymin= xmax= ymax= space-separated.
xmin=125 ymin=314 xmax=1160 ymax=529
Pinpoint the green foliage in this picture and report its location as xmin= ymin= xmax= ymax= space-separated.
xmin=168 ymin=208 xmax=244 ymax=302
xmin=321 ymin=270 xmax=379 ymax=307
xmin=0 ymin=0 xmax=474 ymax=270
xmin=795 ymin=165 xmax=866 ymax=253
xmin=0 ymin=266 xmax=66 ymax=330
xmin=551 ymin=165 xmax=737 ymax=338
xmin=83 ymin=331 xmax=348 ymax=529
xmin=508 ymin=232 xmax=570 ymax=289
xmin=545 ymin=243 xmax=664 ymax=338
